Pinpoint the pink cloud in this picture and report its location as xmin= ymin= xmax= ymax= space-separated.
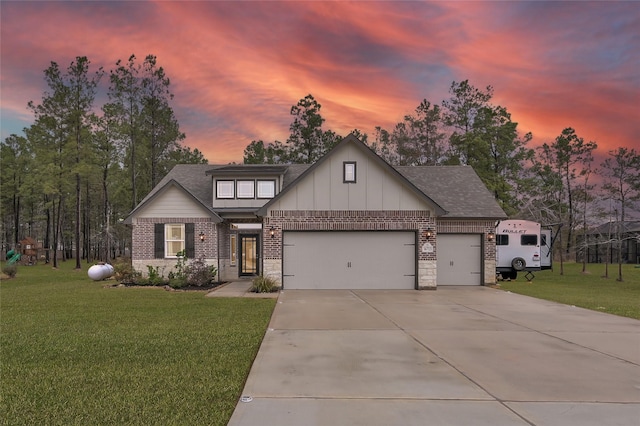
xmin=1 ymin=1 xmax=637 ymax=166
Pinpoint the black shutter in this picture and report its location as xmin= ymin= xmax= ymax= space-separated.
xmin=185 ymin=223 xmax=195 ymax=258
xmin=154 ymin=223 xmax=164 ymax=259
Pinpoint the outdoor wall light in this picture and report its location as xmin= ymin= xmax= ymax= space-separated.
xmin=199 ymin=231 xmax=206 ymax=242
xmin=270 ymin=227 xmax=275 ymax=239
xmin=487 ymin=232 xmax=495 ymax=242
xmin=424 ymin=228 xmax=433 ymax=238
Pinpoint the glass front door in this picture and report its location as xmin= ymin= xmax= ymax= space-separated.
xmin=239 ymin=234 xmax=259 ymax=276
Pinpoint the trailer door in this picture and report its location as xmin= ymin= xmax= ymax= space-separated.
xmin=541 ymin=229 xmax=552 ymax=270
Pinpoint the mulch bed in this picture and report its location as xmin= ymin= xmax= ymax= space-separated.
xmin=104 ymin=281 xmax=227 ymax=291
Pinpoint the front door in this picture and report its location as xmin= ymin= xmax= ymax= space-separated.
xmin=239 ymin=234 xmax=259 ymax=276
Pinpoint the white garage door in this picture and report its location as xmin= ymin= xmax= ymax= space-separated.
xmin=283 ymin=231 xmax=416 ymax=290
xmin=437 ymin=234 xmax=482 ymax=286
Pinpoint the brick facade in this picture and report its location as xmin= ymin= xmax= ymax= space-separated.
xmin=130 ymin=214 xmax=498 ymax=287
xmin=264 ymin=210 xmax=436 ymax=257
xmin=263 ymin=210 xmax=437 ymax=288
xmin=131 ymin=217 xmax=218 ymax=276
xmin=259 ymin=212 xmax=497 ymax=288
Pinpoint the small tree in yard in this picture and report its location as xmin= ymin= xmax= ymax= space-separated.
xmin=184 ymin=255 xmax=217 ymax=287
xmin=168 ymin=251 xmax=217 ymax=288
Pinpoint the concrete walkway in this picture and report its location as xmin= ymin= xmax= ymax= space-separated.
xmin=229 ymin=287 xmax=640 ymax=426
xmin=205 ymin=281 xmax=279 ymax=298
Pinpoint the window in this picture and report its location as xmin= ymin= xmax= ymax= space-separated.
xmin=165 ymin=224 xmax=185 ymax=257
xmin=344 ymin=162 xmax=356 ymax=183
xmin=521 ymin=235 xmax=538 ymax=246
xmin=237 ymin=180 xmax=255 ymax=198
xmin=230 ymin=234 xmax=237 ymax=266
xmin=496 ymin=234 xmax=509 ymax=246
xmin=257 ymin=180 xmax=275 ymax=198
xmin=217 ymin=180 xmax=234 ymax=199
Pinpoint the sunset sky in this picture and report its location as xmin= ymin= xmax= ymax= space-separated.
xmin=1 ymin=1 xmax=638 ymax=164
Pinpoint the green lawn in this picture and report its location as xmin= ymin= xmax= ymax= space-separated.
xmin=0 ymin=261 xmax=275 ymax=425
xmin=2 ymin=260 xmax=637 ymax=424
xmin=499 ymin=262 xmax=640 ymax=319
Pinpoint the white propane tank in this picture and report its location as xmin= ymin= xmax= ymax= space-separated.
xmin=88 ymin=264 xmax=115 ymax=281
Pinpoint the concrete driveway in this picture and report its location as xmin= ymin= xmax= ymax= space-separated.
xmin=229 ymin=287 xmax=640 ymax=425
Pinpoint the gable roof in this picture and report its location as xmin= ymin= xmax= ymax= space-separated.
xmin=125 ymin=136 xmax=508 ymax=223
xmin=396 ymin=166 xmax=507 ymax=219
xmin=123 ymin=164 xmax=222 ymax=224
xmin=257 ymin=134 xmax=448 ymax=216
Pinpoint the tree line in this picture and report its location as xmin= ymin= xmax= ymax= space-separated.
xmin=243 ymin=85 xmax=639 ymax=273
xmin=2 ymin=61 xmax=638 ymax=273
xmin=1 ymin=55 xmax=206 ymax=268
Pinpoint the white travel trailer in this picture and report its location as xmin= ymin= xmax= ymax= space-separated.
xmin=495 ymin=220 xmax=553 ymax=280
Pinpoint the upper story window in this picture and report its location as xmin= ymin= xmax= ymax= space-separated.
xmin=257 ymin=180 xmax=275 ymax=198
xmin=216 ymin=180 xmax=234 ymax=199
xmin=215 ymin=179 xmax=276 ymax=200
xmin=237 ymin=180 xmax=255 ymax=198
xmin=344 ymin=161 xmax=356 ymax=183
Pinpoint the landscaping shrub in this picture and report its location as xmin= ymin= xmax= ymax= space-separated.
xmin=184 ymin=256 xmax=217 ymax=287
xmin=113 ymin=258 xmax=140 ymax=284
xmin=250 ymin=275 xmax=279 ymax=293
xmin=2 ymin=263 xmax=17 ymax=278
xmin=112 ymin=254 xmax=217 ymax=289
xmin=173 ymin=250 xmax=188 ymax=281
xmin=146 ymin=265 xmax=167 ymax=286
xmin=168 ymin=277 xmax=188 ymax=289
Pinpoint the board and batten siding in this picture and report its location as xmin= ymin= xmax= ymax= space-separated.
xmin=270 ymin=143 xmax=433 ymax=212
xmin=134 ymin=186 xmax=211 ymax=219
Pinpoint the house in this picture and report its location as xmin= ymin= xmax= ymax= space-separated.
xmin=124 ymin=134 xmax=507 ymax=289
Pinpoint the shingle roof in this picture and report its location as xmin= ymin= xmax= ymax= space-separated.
xmin=396 ymin=166 xmax=507 ymax=219
xmin=158 ymin=164 xmax=214 ymax=207
xmin=206 ymin=164 xmax=289 ymax=175
xmin=126 ymin=157 xmax=507 ymax=221
xmin=283 ymin=164 xmax=311 ymax=187
xmin=123 ymin=164 xmax=219 ymax=223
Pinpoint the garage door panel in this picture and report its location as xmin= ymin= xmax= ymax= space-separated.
xmin=437 ymin=234 xmax=482 ymax=286
xmin=283 ymin=232 xmax=415 ymax=290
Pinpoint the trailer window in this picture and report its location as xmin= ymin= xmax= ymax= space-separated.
xmin=521 ymin=235 xmax=538 ymax=246
xmin=496 ymin=235 xmax=509 ymax=245
xmin=541 ymin=234 xmax=548 ymax=246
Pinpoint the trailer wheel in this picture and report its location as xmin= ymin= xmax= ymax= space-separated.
xmin=511 ymin=257 xmax=526 ymax=271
